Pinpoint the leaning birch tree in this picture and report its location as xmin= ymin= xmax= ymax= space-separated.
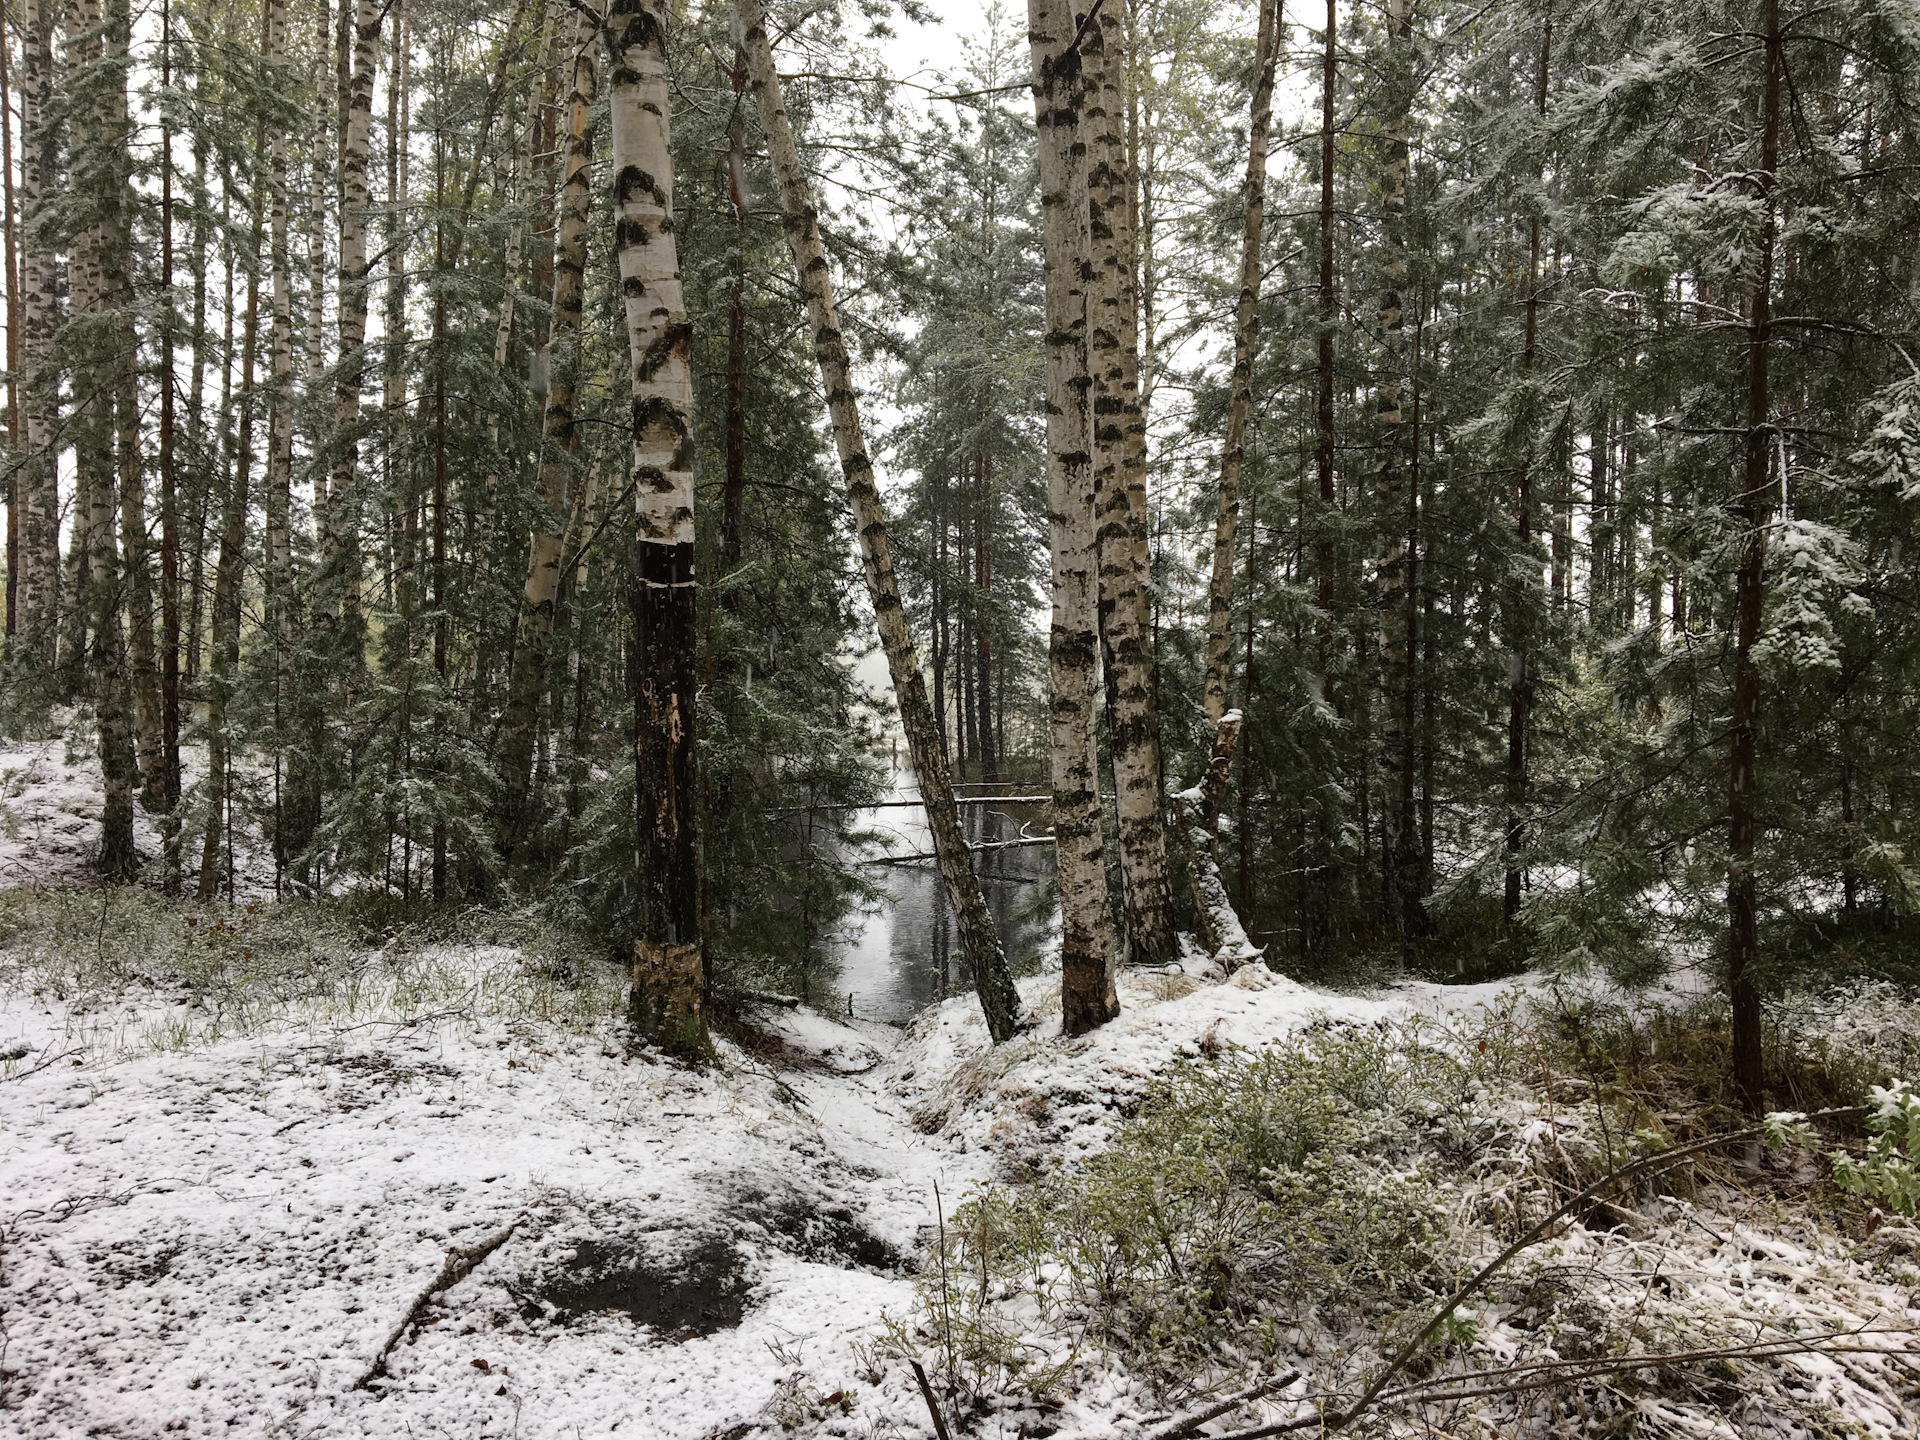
xmin=736 ymin=0 xmax=1024 ymax=1042
xmin=499 ymin=0 xmax=599 ymax=861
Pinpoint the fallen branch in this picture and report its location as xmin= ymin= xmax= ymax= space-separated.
xmin=0 ymin=1045 xmax=83 ymax=1082
xmin=909 ymin=1359 xmax=954 ymax=1440
xmin=1210 ymin=1105 xmax=1870 ymax=1439
xmin=357 ymin=1218 xmax=522 ymax=1390
xmin=1147 ymin=1369 xmax=1302 ymax=1440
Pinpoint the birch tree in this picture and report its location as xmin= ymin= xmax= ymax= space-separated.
xmin=737 ymin=0 xmax=1024 ymax=1042
xmin=499 ymin=0 xmax=598 ymax=861
xmin=1031 ymin=0 xmax=1117 ymax=1034
xmin=607 ymin=0 xmax=705 ymax=1056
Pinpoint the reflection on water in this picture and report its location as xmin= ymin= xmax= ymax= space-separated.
xmin=823 ymin=759 xmax=1060 ymax=1024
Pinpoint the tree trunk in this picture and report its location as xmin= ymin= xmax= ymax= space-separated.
xmin=1030 ymin=0 xmax=1117 ymax=1034
xmin=1504 ymin=11 xmax=1551 ymax=924
xmin=1373 ymin=0 xmax=1423 ymax=943
xmin=1314 ymin=0 xmax=1337 ymax=687
xmin=975 ymin=449 xmax=997 ymax=784
xmin=99 ymin=0 xmax=160 ymax=807
xmin=199 ymin=180 xmax=264 ymax=899
xmin=1202 ymin=0 xmax=1278 ymax=724
xmin=323 ymin=0 xmax=382 ymax=632
xmin=1085 ymin=0 xmax=1172 ymax=966
xmin=159 ymin=0 xmax=182 ymax=889
xmin=609 ymin=0 xmax=706 ymax=1057
xmin=1728 ymin=0 xmax=1781 ymax=1115
xmin=739 ymin=0 xmax=1023 ymax=1041
xmin=499 ymin=0 xmax=597 ymax=860
xmin=2 ymin=0 xmax=18 ymax=643
xmin=14 ymin=0 xmax=58 ymax=675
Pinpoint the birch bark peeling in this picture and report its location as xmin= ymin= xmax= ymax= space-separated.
xmin=500 ymin=5 xmax=598 ymax=860
xmin=1031 ymin=0 xmax=1117 ymax=1035
xmin=1083 ymin=0 xmax=1173 ymax=967
xmin=1202 ymin=0 xmax=1278 ymax=724
xmin=608 ymin=0 xmax=706 ymax=1059
xmin=737 ymin=0 xmax=1023 ymax=1043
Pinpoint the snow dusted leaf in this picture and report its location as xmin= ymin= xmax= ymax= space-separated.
xmin=1850 ymin=368 xmax=1920 ymax=502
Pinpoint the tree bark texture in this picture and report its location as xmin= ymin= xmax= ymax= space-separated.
xmin=609 ymin=0 xmax=706 ymax=1058
xmin=1031 ymin=0 xmax=1118 ymax=1035
xmin=1202 ymin=0 xmax=1278 ymax=725
xmin=1373 ymin=0 xmax=1423 ymax=942
xmin=1728 ymin=0 xmax=1781 ymax=1115
xmin=739 ymin=0 xmax=1023 ymax=1042
xmin=1503 ymin=11 xmax=1550 ymax=924
xmin=15 ymin=0 xmax=58 ymax=675
xmin=500 ymin=0 xmax=598 ymax=861
xmin=1084 ymin=0 xmax=1172 ymax=967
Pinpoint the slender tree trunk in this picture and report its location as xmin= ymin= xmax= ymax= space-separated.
xmin=1084 ymin=0 xmax=1171 ymax=966
xmin=1373 ymin=0 xmax=1423 ymax=943
xmin=975 ymin=449 xmax=997 ymax=784
xmin=740 ymin=0 xmax=1022 ymax=1040
xmin=1202 ymin=0 xmax=1277 ymax=724
xmin=719 ymin=75 xmax=747 ymax=585
xmin=199 ymin=178 xmax=264 ymax=899
xmin=1314 ymin=0 xmax=1336 ymax=684
xmin=1030 ymin=0 xmax=1117 ymax=1033
xmin=499 ymin=0 xmax=596 ymax=859
xmin=99 ymin=0 xmax=160 ymax=806
xmin=14 ymin=0 xmax=57 ymax=675
xmin=2 ymin=0 xmax=17 ymax=643
xmin=323 ymin=0 xmax=381 ymax=634
xmin=158 ymin=0 xmax=182 ymax=889
xmin=608 ymin=0 xmax=705 ymax=1056
xmin=1504 ymin=11 xmax=1551 ymax=924
xmin=1728 ymin=0 xmax=1781 ymax=1115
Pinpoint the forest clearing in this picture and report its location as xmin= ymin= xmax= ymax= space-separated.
xmin=4 ymin=0 xmax=1920 ymax=1432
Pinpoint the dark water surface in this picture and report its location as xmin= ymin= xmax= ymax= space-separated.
xmin=824 ymin=763 xmax=1060 ymax=1024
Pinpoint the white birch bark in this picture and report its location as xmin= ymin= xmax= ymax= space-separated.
xmin=737 ymin=0 xmax=1023 ymax=1041
xmin=499 ymin=3 xmax=598 ymax=857
xmin=607 ymin=0 xmax=705 ymax=1057
xmin=1030 ymin=0 xmax=1117 ymax=1035
xmin=1084 ymin=0 xmax=1172 ymax=966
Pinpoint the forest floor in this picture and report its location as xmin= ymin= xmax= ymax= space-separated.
xmin=1 ymin=742 xmax=1918 ymax=1438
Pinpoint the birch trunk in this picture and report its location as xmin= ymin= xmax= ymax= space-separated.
xmin=1373 ymin=0 xmax=1423 ymax=941
xmin=739 ymin=0 xmax=1023 ymax=1041
xmin=499 ymin=3 xmax=597 ymax=860
xmin=607 ymin=0 xmax=706 ymax=1057
xmin=1202 ymin=0 xmax=1277 ymax=724
xmin=1084 ymin=0 xmax=1172 ymax=966
xmin=1030 ymin=0 xmax=1116 ymax=1035
xmin=14 ymin=0 xmax=58 ymax=674
xmin=1728 ymin=0 xmax=1780 ymax=1114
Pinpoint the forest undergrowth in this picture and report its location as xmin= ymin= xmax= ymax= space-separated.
xmin=885 ymin=988 xmax=1920 ymax=1438
xmin=0 ymin=884 xmax=622 ymax=1063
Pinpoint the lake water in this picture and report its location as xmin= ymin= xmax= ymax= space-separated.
xmin=823 ymin=761 xmax=1060 ymax=1024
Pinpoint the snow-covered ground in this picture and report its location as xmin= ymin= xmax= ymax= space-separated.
xmin=1 ymin=734 xmax=1915 ymax=1438
xmin=0 ymin=934 xmax=1487 ymax=1440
